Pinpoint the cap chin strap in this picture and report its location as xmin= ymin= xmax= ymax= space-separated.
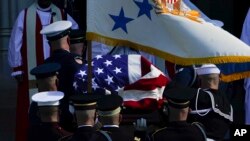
xmin=168 ymin=99 xmax=190 ymax=109
xmin=98 ymin=107 xmax=121 ymax=117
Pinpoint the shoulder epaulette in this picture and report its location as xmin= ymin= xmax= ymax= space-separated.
xmin=151 ymin=127 xmax=167 ymax=140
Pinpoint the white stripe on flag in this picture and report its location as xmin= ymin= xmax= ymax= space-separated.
xmin=119 ymin=87 xmax=165 ymax=101
xmin=142 ymin=65 xmax=165 ymax=79
xmin=128 ymin=55 xmax=141 ymax=84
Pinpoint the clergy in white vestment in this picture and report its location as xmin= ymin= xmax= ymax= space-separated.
xmin=8 ymin=0 xmax=78 ymax=141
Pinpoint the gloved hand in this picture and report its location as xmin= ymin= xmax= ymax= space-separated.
xmin=69 ymin=104 xmax=75 ymax=114
xmin=133 ymin=118 xmax=147 ymax=131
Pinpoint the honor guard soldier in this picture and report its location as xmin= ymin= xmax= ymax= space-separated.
xmin=69 ymin=29 xmax=86 ymax=62
xmin=29 ymin=63 xmax=61 ymax=125
xmin=59 ymin=93 xmax=101 ymax=141
xmin=149 ymin=87 xmax=206 ymax=141
xmin=41 ymin=21 xmax=82 ymax=131
xmin=28 ymin=91 xmax=72 ymax=141
xmin=30 ymin=63 xmax=61 ymax=92
xmin=90 ymin=94 xmax=134 ymax=141
xmin=189 ymin=64 xmax=233 ymax=141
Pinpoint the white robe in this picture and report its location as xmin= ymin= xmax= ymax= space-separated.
xmin=8 ymin=6 xmax=78 ymax=76
xmin=241 ymin=8 xmax=250 ymax=125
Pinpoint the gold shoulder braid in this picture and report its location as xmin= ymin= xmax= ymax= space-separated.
xmin=192 ymin=122 xmax=207 ymax=141
xmin=151 ymin=127 xmax=167 ymax=141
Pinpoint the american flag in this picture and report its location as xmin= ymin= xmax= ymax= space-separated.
xmin=73 ymin=54 xmax=170 ymax=110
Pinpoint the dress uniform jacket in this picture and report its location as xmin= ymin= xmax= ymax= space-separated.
xmin=28 ymin=122 xmax=72 ymax=141
xmin=45 ymin=49 xmax=82 ymax=131
xmin=151 ymin=121 xmax=206 ymax=141
xmin=188 ymin=89 xmax=233 ymax=140
xmin=90 ymin=127 xmax=134 ymax=141
xmin=59 ymin=126 xmax=95 ymax=141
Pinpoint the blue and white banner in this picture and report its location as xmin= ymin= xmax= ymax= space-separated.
xmin=87 ymin=0 xmax=250 ymax=65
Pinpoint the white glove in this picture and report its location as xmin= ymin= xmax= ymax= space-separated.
xmin=133 ymin=118 xmax=147 ymax=131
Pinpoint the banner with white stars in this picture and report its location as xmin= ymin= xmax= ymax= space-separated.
xmin=87 ymin=0 xmax=250 ymax=65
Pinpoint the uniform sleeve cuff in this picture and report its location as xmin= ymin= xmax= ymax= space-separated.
xmin=11 ymin=71 xmax=23 ymax=77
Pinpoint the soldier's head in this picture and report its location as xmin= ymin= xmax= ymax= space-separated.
xmin=69 ymin=93 xmax=101 ymax=126
xmin=37 ymin=0 xmax=52 ymax=9
xmin=196 ymin=64 xmax=220 ymax=89
xmin=163 ymin=87 xmax=196 ymax=122
xmin=32 ymin=91 xmax=64 ymax=122
xmin=40 ymin=21 xmax=72 ymax=52
xmin=69 ymin=29 xmax=86 ymax=56
xmin=97 ymin=94 xmax=123 ymax=126
xmin=30 ymin=63 xmax=61 ymax=92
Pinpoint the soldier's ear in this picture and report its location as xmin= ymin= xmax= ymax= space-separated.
xmin=55 ymin=78 xmax=59 ymax=87
xmin=219 ymin=74 xmax=222 ymax=82
xmin=67 ymin=36 xmax=70 ymax=45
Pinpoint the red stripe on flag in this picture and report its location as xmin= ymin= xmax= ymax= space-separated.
xmin=123 ymin=98 xmax=164 ymax=110
xmin=141 ymin=56 xmax=151 ymax=76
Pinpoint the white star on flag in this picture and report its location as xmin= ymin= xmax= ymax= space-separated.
xmin=95 ymin=68 xmax=104 ymax=75
xmin=115 ymin=86 xmax=122 ymax=92
xmin=96 ymin=55 xmax=103 ymax=60
xmin=113 ymin=55 xmax=121 ymax=59
xmin=92 ymin=82 xmax=100 ymax=90
xmin=105 ymin=75 xmax=114 ymax=85
xmin=113 ymin=67 xmax=122 ymax=74
xmin=104 ymin=60 xmax=112 ymax=67
xmin=78 ymin=70 xmax=87 ymax=77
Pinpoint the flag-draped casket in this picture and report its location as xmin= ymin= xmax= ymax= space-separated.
xmin=74 ymin=55 xmax=170 ymax=110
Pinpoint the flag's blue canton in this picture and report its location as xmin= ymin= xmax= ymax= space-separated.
xmin=74 ymin=55 xmax=129 ymax=94
xmin=109 ymin=7 xmax=134 ymax=33
xmin=134 ymin=0 xmax=153 ymax=20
